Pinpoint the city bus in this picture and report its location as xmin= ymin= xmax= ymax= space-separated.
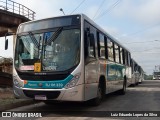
xmin=130 ymin=59 xmax=139 ymax=86
xmin=8 ymin=14 xmax=132 ymax=105
xmin=153 ymin=71 xmax=160 ymax=80
xmin=153 ymin=65 xmax=160 ymax=80
xmin=138 ymin=66 xmax=144 ymax=83
xmin=130 ymin=59 xmax=144 ymax=86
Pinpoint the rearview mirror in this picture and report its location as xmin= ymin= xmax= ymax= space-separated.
xmin=4 ymin=32 xmax=15 ymax=50
xmin=5 ymin=39 xmax=8 ymax=50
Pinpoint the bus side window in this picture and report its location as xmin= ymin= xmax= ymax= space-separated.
xmin=105 ymin=36 xmax=108 ymax=59
xmin=122 ymin=49 xmax=125 ymax=65
xmin=107 ymin=39 xmax=114 ymax=61
xmin=118 ymin=46 xmax=121 ymax=64
xmin=125 ymin=51 xmax=130 ymax=66
xmin=113 ymin=42 xmax=115 ymax=62
xmin=84 ymin=21 xmax=97 ymax=59
xmin=88 ymin=33 xmax=96 ymax=57
xmin=120 ymin=47 xmax=123 ymax=64
xmin=84 ymin=30 xmax=95 ymax=58
xmin=97 ymin=32 xmax=105 ymax=59
xmin=114 ymin=44 xmax=120 ymax=63
xmin=130 ymin=59 xmax=133 ymax=74
xmin=128 ymin=53 xmax=131 ymax=66
xmin=84 ymin=30 xmax=88 ymax=58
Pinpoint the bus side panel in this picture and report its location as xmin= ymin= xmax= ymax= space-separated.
xmin=98 ymin=60 xmax=111 ymax=94
xmin=116 ymin=63 xmax=126 ymax=90
xmin=106 ymin=61 xmax=125 ymax=93
xmin=84 ymin=61 xmax=99 ymax=101
xmin=126 ymin=66 xmax=132 ymax=86
xmin=61 ymin=84 xmax=85 ymax=101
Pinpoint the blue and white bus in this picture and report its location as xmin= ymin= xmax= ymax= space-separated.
xmin=11 ymin=14 xmax=132 ymax=105
xmin=153 ymin=72 xmax=160 ymax=80
xmin=130 ymin=59 xmax=139 ymax=86
xmin=138 ymin=66 xmax=144 ymax=83
xmin=130 ymin=59 xmax=144 ymax=86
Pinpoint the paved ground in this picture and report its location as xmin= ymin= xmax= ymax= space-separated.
xmin=0 ymin=80 xmax=160 ymax=120
xmin=0 ymin=88 xmax=13 ymax=98
xmin=0 ymin=88 xmax=37 ymax=111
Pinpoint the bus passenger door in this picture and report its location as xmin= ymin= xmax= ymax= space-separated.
xmin=84 ymin=30 xmax=99 ymax=101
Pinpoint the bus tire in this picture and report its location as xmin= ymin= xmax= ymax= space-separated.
xmin=119 ymin=76 xmax=127 ymax=95
xmin=132 ymin=83 xmax=136 ymax=87
xmin=136 ymin=82 xmax=139 ymax=85
xmin=90 ymin=85 xmax=102 ymax=106
xmin=89 ymin=78 xmax=106 ymax=106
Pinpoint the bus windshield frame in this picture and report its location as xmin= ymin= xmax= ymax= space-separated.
xmin=14 ymin=15 xmax=81 ymax=73
xmin=18 ymin=15 xmax=81 ymax=33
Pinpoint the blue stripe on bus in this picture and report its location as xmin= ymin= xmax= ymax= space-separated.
xmin=23 ymin=75 xmax=73 ymax=89
xmin=107 ymin=63 xmax=125 ymax=81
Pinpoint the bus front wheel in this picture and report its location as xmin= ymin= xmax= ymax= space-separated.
xmin=89 ymin=84 xmax=103 ymax=106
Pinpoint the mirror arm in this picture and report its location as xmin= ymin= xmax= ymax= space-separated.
xmin=4 ymin=32 xmax=16 ymax=50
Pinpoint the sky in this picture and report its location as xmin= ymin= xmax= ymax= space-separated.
xmin=0 ymin=0 xmax=160 ymax=75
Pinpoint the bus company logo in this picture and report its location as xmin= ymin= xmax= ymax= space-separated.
xmin=2 ymin=112 xmax=11 ymax=117
xmin=1 ymin=112 xmax=42 ymax=118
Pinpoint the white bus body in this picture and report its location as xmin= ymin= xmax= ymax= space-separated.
xmin=12 ymin=14 xmax=131 ymax=104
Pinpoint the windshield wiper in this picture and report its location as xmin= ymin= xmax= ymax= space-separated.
xmin=45 ymin=27 xmax=63 ymax=45
xmin=28 ymin=31 xmax=39 ymax=48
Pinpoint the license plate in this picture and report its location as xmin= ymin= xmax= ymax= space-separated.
xmin=35 ymin=95 xmax=47 ymax=100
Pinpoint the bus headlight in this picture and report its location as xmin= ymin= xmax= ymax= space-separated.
xmin=65 ymin=73 xmax=81 ymax=89
xmin=13 ymin=76 xmax=22 ymax=88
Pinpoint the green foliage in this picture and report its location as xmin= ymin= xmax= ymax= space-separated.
xmin=144 ymin=74 xmax=153 ymax=80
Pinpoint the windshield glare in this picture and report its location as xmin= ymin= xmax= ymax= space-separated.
xmin=15 ymin=29 xmax=80 ymax=72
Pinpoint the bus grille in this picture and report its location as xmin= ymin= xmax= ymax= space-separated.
xmin=23 ymin=90 xmax=61 ymax=99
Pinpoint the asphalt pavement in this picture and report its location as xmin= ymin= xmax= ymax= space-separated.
xmin=0 ymin=80 xmax=160 ymax=120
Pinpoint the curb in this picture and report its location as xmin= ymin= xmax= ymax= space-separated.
xmin=0 ymin=100 xmax=39 ymax=111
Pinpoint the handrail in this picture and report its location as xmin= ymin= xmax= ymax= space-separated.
xmin=0 ymin=0 xmax=35 ymax=20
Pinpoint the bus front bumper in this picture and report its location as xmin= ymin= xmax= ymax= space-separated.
xmin=13 ymin=84 xmax=85 ymax=101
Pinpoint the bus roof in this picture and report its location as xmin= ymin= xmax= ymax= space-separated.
xmin=18 ymin=14 xmax=130 ymax=52
xmin=81 ymin=14 xmax=130 ymax=52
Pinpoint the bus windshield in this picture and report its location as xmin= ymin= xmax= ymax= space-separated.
xmin=14 ymin=28 xmax=80 ymax=72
